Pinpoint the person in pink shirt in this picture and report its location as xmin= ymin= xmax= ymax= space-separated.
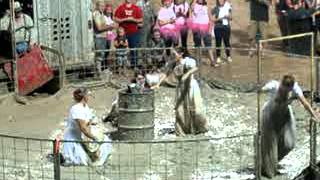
xmin=190 ymin=0 xmax=214 ymax=65
xmin=174 ymin=0 xmax=190 ymax=48
xmin=158 ymin=0 xmax=179 ymax=56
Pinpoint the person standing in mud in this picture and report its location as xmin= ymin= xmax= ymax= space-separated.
xmin=260 ymin=75 xmax=320 ymax=178
xmin=152 ymin=47 xmax=208 ymax=136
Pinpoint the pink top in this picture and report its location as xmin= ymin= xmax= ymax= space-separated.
xmin=190 ymin=3 xmax=210 ymax=32
xmin=158 ymin=5 xmax=179 ymax=38
xmin=191 ymin=3 xmax=209 ymax=25
xmin=174 ymin=2 xmax=189 ymax=28
xmin=158 ymin=5 xmax=176 ymax=30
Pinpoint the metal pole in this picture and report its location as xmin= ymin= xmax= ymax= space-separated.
xmin=9 ymin=0 xmax=18 ymax=95
xmin=53 ymin=139 xmax=61 ymax=180
xmin=310 ymin=33 xmax=317 ymax=168
xmin=255 ymin=40 xmax=262 ymax=180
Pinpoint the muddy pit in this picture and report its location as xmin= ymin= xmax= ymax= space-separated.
xmin=0 ymin=74 xmax=313 ymax=180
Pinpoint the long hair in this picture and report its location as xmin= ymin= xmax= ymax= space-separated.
xmin=275 ymin=75 xmax=295 ymax=103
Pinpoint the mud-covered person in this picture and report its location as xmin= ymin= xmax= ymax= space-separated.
xmin=0 ymin=2 xmax=35 ymax=55
xmin=260 ymin=75 xmax=320 ymax=178
xmin=152 ymin=47 xmax=208 ymax=136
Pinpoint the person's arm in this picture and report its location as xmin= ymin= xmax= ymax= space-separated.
xmin=181 ymin=66 xmax=198 ymax=81
xmin=298 ymin=95 xmax=320 ymax=122
xmin=151 ymin=72 xmax=167 ymax=89
xmin=124 ymin=39 xmax=129 ymax=47
xmin=77 ymin=119 xmax=96 ymax=140
xmin=114 ymin=40 xmax=120 ymax=47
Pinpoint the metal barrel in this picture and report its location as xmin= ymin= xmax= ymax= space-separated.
xmin=117 ymin=89 xmax=155 ymax=140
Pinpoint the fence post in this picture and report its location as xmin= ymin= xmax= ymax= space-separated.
xmin=255 ymin=40 xmax=262 ymax=180
xmin=53 ymin=139 xmax=61 ymax=180
xmin=9 ymin=0 xmax=18 ymax=95
xmin=310 ymin=33 xmax=317 ymax=169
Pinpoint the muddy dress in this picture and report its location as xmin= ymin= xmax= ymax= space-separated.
xmin=63 ymin=103 xmax=112 ymax=166
xmin=166 ymin=57 xmax=208 ymax=136
xmin=261 ymin=80 xmax=303 ymax=177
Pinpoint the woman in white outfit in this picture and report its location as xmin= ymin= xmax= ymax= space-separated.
xmin=152 ymin=47 xmax=208 ymax=136
xmin=260 ymin=75 xmax=319 ymax=178
xmin=63 ymin=88 xmax=112 ymax=166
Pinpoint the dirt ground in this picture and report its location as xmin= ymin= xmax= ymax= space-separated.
xmin=0 ymin=1 xmax=317 ymax=180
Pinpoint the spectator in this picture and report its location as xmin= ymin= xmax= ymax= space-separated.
xmin=104 ymin=4 xmax=117 ymax=44
xmin=147 ymin=29 xmax=166 ymax=68
xmin=174 ymin=0 xmax=190 ymax=48
xmin=275 ymin=0 xmax=290 ymax=49
xmin=114 ymin=27 xmax=129 ymax=75
xmin=0 ymin=2 xmax=35 ymax=55
xmin=93 ymin=1 xmax=112 ymax=74
xmin=136 ymin=0 xmax=156 ymax=48
xmin=190 ymin=0 xmax=214 ymax=65
xmin=212 ymin=0 xmax=232 ymax=66
xmin=248 ymin=0 xmax=271 ymax=57
xmin=114 ymin=0 xmax=143 ymax=68
xmin=158 ymin=0 xmax=179 ymax=56
xmin=63 ymin=88 xmax=112 ymax=166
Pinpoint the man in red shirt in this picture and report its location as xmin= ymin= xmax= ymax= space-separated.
xmin=115 ymin=0 xmax=143 ymax=68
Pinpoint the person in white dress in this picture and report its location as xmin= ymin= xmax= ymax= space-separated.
xmin=63 ymin=88 xmax=112 ymax=166
xmin=152 ymin=47 xmax=208 ymax=136
xmin=260 ymin=75 xmax=320 ymax=178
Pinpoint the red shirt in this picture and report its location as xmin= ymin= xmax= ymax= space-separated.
xmin=115 ymin=3 xmax=143 ymax=35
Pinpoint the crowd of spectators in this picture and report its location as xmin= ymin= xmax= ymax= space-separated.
xmin=92 ymin=0 xmax=234 ymax=73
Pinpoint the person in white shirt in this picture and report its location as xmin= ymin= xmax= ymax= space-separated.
xmin=211 ymin=0 xmax=232 ymax=66
xmin=260 ymin=75 xmax=320 ymax=178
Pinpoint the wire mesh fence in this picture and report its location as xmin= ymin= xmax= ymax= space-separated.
xmin=0 ymin=133 xmax=256 ymax=180
xmin=0 ymin=135 xmax=55 ymax=180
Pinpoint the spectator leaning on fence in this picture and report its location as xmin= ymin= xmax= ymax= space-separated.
xmin=248 ymin=0 xmax=271 ymax=57
xmin=212 ymin=0 xmax=232 ymax=66
xmin=190 ymin=0 xmax=214 ymax=65
xmin=0 ymin=2 xmax=35 ymax=55
xmin=174 ymin=0 xmax=190 ymax=49
xmin=114 ymin=0 xmax=143 ymax=68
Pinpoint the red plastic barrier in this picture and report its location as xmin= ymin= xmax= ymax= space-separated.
xmin=4 ymin=46 xmax=54 ymax=95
